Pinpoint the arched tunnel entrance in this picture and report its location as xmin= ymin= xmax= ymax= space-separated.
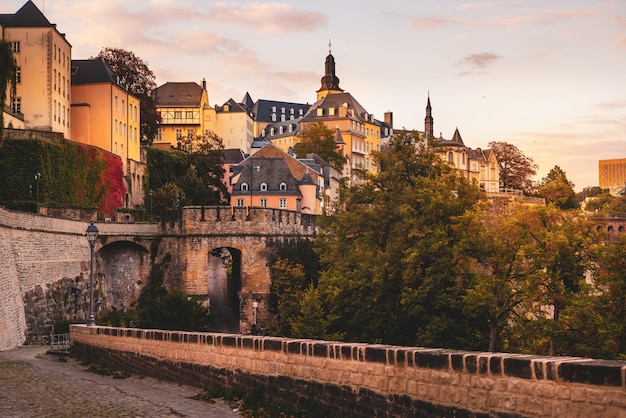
xmin=207 ymin=247 xmax=242 ymax=333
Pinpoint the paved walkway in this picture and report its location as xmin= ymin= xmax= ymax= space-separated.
xmin=0 ymin=345 xmax=242 ymax=417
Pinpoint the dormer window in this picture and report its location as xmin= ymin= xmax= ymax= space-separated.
xmin=317 ymin=108 xmax=324 ymax=116
xmin=260 ymin=183 xmax=268 ymax=191
xmin=288 ymin=125 xmax=293 ymax=133
xmin=279 ymin=182 xmax=287 ymax=191
xmin=281 ymin=107 xmax=285 ymax=113
xmin=299 ymin=109 xmax=303 ymax=116
xmin=271 ymin=113 xmax=276 ymax=122
xmin=271 ymin=106 xmax=276 ymax=112
xmin=290 ymin=108 xmax=294 ymax=115
xmin=279 ymin=126 xmax=284 ymax=134
xmin=241 ymin=183 xmax=249 ymax=191
xmin=270 ymin=128 xmax=275 ymax=136
xmin=280 ymin=114 xmax=285 ymax=122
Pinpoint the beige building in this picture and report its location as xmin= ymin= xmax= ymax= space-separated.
xmin=70 ymin=59 xmax=143 ymax=208
xmin=425 ymin=97 xmax=500 ymax=192
xmin=1 ymin=1 xmax=71 ymax=137
xmin=215 ymin=98 xmax=254 ymax=151
xmin=153 ymin=80 xmax=216 ymax=150
xmin=599 ymin=158 xmax=626 ymax=194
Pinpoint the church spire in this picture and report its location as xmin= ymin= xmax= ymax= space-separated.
xmin=424 ymin=93 xmax=434 ymax=141
xmin=317 ymin=42 xmax=343 ymax=100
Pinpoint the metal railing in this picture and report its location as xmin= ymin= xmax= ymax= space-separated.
xmin=49 ymin=333 xmax=70 ymax=353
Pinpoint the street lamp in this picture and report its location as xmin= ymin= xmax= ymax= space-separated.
xmin=34 ymin=172 xmax=41 ymax=214
xmin=252 ymin=300 xmax=258 ymax=334
xmin=86 ymin=222 xmax=99 ymax=326
xmin=149 ymin=189 xmax=153 ymax=223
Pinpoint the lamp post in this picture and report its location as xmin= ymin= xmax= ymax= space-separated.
xmin=34 ymin=172 xmax=41 ymax=214
xmin=86 ymin=222 xmax=99 ymax=326
xmin=149 ymin=189 xmax=153 ymax=223
xmin=252 ymin=300 xmax=258 ymax=334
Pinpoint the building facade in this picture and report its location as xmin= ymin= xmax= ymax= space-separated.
xmin=1 ymin=1 xmax=71 ymax=137
xmin=70 ymin=59 xmax=143 ymax=208
xmin=599 ymin=158 xmax=626 ymax=195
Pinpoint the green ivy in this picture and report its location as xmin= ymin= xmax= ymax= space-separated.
xmin=0 ymin=138 xmax=125 ymax=218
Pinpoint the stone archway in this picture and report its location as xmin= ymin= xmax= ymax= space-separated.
xmin=97 ymin=241 xmax=151 ymax=314
xmin=207 ymin=247 xmax=242 ymax=333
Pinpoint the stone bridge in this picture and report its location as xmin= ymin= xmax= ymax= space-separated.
xmin=0 ymin=206 xmax=316 ymax=349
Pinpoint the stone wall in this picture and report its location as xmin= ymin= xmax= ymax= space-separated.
xmin=70 ymin=325 xmax=626 ymax=418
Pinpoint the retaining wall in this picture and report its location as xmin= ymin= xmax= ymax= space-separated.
xmin=70 ymin=325 xmax=626 ymax=418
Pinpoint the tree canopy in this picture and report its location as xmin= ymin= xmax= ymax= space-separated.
xmin=538 ymin=165 xmax=578 ymax=209
xmin=489 ymin=141 xmax=538 ymax=194
xmin=93 ymin=47 xmax=161 ymax=144
xmin=293 ymin=121 xmax=347 ymax=172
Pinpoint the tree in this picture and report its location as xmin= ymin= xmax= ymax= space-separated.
xmin=151 ymin=182 xmax=184 ymax=213
xmin=454 ymin=204 xmax=535 ymax=352
xmin=181 ymin=131 xmax=229 ymax=204
xmin=294 ymin=121 xmax=346 ymax=172
xmin=538 ymin=166 xmax=578 ymax=210
xmin=489 ymin=141 xmax=538 ymax=194
xmin=269 ymin=258 xmax=309 ymax=336
xmin=93 ymin=47 xmax=161 ymax=144
xmin=0 ymin=40 xmax=18 ymax=139
xmin=315 ymin=130 xmax=484 ymax=347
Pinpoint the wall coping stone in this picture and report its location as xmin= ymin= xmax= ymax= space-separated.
xmin=72 ymin=325 xmax=626 ymax=389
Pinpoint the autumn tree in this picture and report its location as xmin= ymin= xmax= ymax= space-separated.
xmin=93 ymin=47 xmax=161 ymax=144
xmin=179 ymin=131 xmax=229 ymax=204
xmin=489 ymin=141 xmax=538 ymax=194
xmin=454 ymin=204 xmax=535 ymax=352
xmin=315 ymin=130 xmax=484 ymax=347
xmin=538 ymin=165 xmax=578 ymax=210
xmin=293 ymin=121 xmax=346 ymax=172
xmin=0 ymin=40 xmax=18 ymax=138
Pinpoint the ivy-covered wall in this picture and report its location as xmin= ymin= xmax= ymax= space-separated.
xmin=0 ymin=139 xmax=125 ymax=218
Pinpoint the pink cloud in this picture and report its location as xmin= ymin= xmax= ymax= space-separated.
xmin=409 ymin=17 xmax=452 ymax=31
xmin=456 ymin=52 xmax=501 ymax=75
xmin=208 ymin=3 xmax=327 ymax=33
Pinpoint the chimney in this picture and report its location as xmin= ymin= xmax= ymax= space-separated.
xmin=384 ymin=111 xmax=393 ymax=130
xmin=202 ymin=78 xmax=206 ymax=90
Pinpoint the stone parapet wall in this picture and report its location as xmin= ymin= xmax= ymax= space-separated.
xmin=70 ymin=325 xmax=626 ymax=418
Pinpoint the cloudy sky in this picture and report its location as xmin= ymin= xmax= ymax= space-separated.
xmin=7 ymin=0 xmax=626 ymax=189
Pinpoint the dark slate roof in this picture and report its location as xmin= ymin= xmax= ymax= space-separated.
xmin=262 ymin=118 xmax=303 ymax=140
xmin=0 ymin=1 xmax=50 ymax=27
xmin=231 ymin=157 xmax=302 ymax=198
xmin=217 ymin=98 xmax=248 ymax=113
xmin=302 ymin=92 xmax=372 ymax=124
xmin=222 ymin=148 xmax=247 ymax=164
xmin=241 ymin=92 xmax=254 ymax=110
xmin=251 ymin=99 xmax=310 ymax=123
xmin=71 ymin=59 xmax=121 ymax=86
xmin=154 ymin=82 xmax=204 ymax=107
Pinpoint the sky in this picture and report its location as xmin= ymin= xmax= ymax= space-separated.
xmin=7 ymin=0 xmax=626 ymax=190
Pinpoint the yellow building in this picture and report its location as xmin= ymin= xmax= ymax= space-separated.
xmin=258 ymin=50 xmax=391 ymax=181
xmin=153 ymin=80 xmax=217 ymax=150
xmin=599 ymin=158 xmax=626 ymax=195
xmin=1 ymin=1 xmax=71 ymax=137
xmin=70 ymin=59 xmax=143 ymax=207
xmin=215 ymin=98 xmax=254 ymax=151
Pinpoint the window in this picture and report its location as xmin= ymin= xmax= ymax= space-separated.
xmin=122 ymin=100 xmax=125 ymax=115
xmin=281 ymin=107 xmax=285 ymax=113
xmin=280 ymin=114 xmax=285 ymax=122
xmin=279 ymin=199 xmax=287 ymax=209
xmin=124 ymin=123 xmax=127 ymax=136
xmin=12 ymin=42 xmax=20 ymax=53
xmin=241 ymin=183 xmax=249 ymax=191
xmin=260 ymin=183 xmax=268 ymax=191
xmin=11 ymin=97 xmax=21 ymax=114
xmin=54 ymin=69 xmax=57 ymax=91
xmin=156 ymin=128 xmax=162 ymax=140
xmin=16 ymin=67 xmax=21 ymax=83
xmin=290 ymin=108 xmax=294 ymax=115
xmin=175 ymin=129 xmax=182 ymax=139
xmin=279 ymin=126 xmax=284 ymax=134
xmin=260 ymin=198 xmax=267 ymax=207
xmin=448 ymin=152 xmax=454 ymax=163
xmin=236 ymin=199 xmax=244 ymax=207
xmin=186 ymin=111 xmax=193 ymax=118
xmin=174 ymin=111 xmax=182 ymax=118
xmin=317 ymin=108 xmax=324 ymax=116
xmin=187 ymin=129 xmax=194 ymax=139
xmin=115 ymin=96 xmax=118 ymax=109
xmin=271 ymin=113 xmax=276 ymax=122
xmin=271 ymin=106 xmax=276 ymax=112
xmin=270 ymin=128 xmax=275 ymax=136
xmin=288 ymin=124 xmax=293 ymax=133
xmin=279 ymin=182 xmax=287 ymax=191
xmin=299 ymin=109 xmax=303 ymax=116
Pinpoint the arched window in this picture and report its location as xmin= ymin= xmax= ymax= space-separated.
xmin=271 ymin=113 xmax=276 ymax=122
xmin=279 ymin=182 xmax=287 ymax=191
xmin=241 ymin=183 xmax=249 ymax=191
xmin=448 ymin=152 xmax=454 ymax=163
xmin=279 ymin=126 xmax=284 ymax=134
xmin=260 ymin=183 xmax=268 ymax=191
xmin=270 ymin=128 xmax=275 ymax=136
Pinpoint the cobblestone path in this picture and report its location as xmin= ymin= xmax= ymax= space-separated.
xmin=0 ymin=346 xmax=242 ymax=417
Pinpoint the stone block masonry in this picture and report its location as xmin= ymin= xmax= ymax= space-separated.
xmin=71 ymin=325 xmax=626 ymax=418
